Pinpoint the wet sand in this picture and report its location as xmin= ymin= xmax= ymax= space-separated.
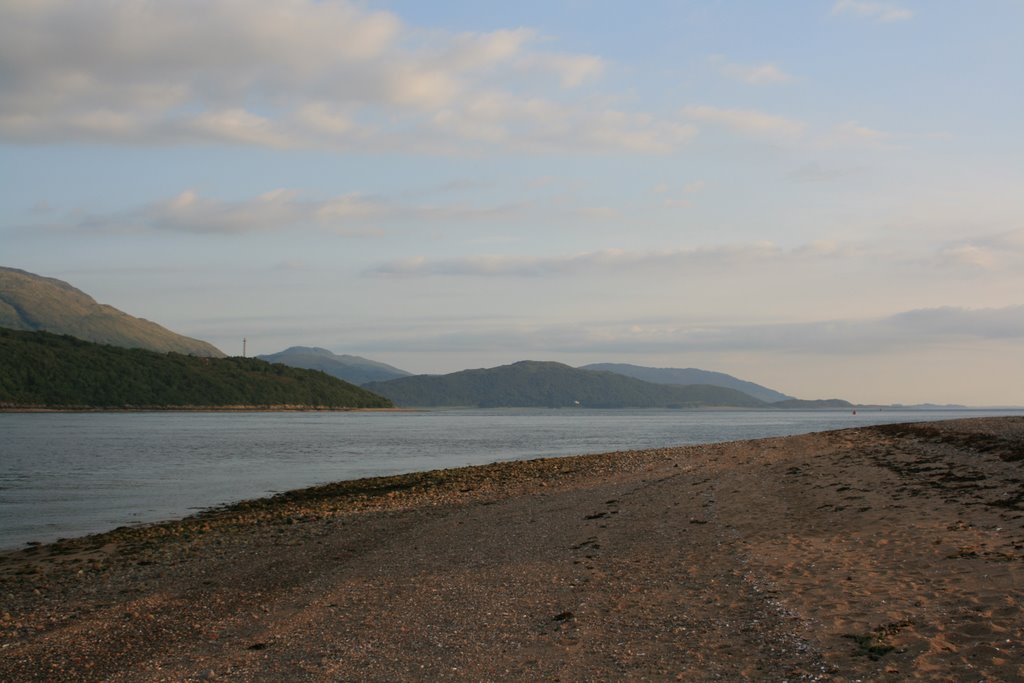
xmin=1 ymin=417 xmax=1022 ymax=681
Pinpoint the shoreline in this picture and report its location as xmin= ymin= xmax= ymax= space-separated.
xmin=4 ymin=407 xmax=1022 ymax=551
xmin=2 ymin=417 xmax=1022 ymax=680
xmin=6 ymin=404 xmax=1021 ymax=414
xmin=1 ymin=440 xmax=683 ymax=557
xmin=0 ymin=405 xmax=418 ymax=414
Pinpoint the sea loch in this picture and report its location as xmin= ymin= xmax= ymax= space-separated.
xmin=2 ymin=407 xmax=1021 ymax=549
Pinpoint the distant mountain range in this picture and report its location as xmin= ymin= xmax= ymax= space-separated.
xmin=364 ymin=360 xmax=768 ymax=408
xmin=260 ymin=352 xmax=845 ymax=408
xmin=257 ymin=346 xmax=411 ymax=385
xmin=581 ymin=363 xmax=793 ymax=403
xmin=0 ymin=328 xmax=391 ymax=409
xmin=0 ymin=266 xmax=224 ymax=357
xmin=0 ymin=266 xmax=870 ymax=410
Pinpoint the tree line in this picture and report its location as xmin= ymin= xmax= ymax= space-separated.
xmin=0 ymin=328 xmax=392 ymax=409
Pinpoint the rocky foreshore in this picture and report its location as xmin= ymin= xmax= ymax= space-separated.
xmin=1 ymin=417 xmax=1022 ymax=681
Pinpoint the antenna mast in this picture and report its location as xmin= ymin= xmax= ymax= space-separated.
xmin=242 ymin=337 xmax=247 ymax=358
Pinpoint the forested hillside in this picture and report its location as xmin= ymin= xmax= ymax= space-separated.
xmin=0 ymin=328 xmax=391 ymax=409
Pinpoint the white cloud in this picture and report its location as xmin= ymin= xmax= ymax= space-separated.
xmin=0 ymin=0 xmax=682 ymax=155
xmin=355 ymin=305 xmax=1024 ymax=357
xmin=934 ymin=231 xmax=1024 ymax=271
xmin=518 ymin=53 xmax=606 ymax=87
xmin=367 ymin=229 xmax=1024 ymax=285
xmin=663 ymin=198 xmax=692 ymax=208
xmin=709 ymin=56 xmax=794 ymax=85
xmin=425 ymin=28 xmax=605 ymax=89
xmin=294 ymin=103 xmax=355 ymax=136
xmin=677 ymin=305 xmax=1024 ymax=354
xmin=435 ymin=28 xmax=538 ymax=71
xmin=788 ymin=161 xmax=860 ymax=182
xmin=370 ymin=243 xmax=787 ymax=277
xmin=938 ymin=245 xmax=998 ymax=270
xmin=59 ymin=188 xmax=542 ymax=235
xmin=187 ymin=109 xmax=293 ymax=148
xmin=826 ymin=120 xmax=892 ymax=147
xmin=832 ymin=0 xmax=913 ymax=22
xmin=682 ymin=105 xmax=804 ymax=139
xmin=73 ymin=189 xmax=387 ymax=235
xmin=577 ymin=206 xmax=621 ymax=221
xmin=657 ymin=177 xmax=707 ymax=207
xmin=431 ymin=92 xmax=696 ymax=153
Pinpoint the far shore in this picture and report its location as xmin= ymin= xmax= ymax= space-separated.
xmin=5 ymin=403 xmax=1016 ymax=414
xmin=1 ymin=417 xmax=1022 ymax=681
xmin=0 ymin=405 xmax=419 ymax=413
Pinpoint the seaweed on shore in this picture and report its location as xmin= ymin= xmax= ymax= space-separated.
xmin=842 ymin=620 xmax=912 ymax=660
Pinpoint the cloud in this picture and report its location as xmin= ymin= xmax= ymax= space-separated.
xmin=74 ymin=189 xmax=387 ymax=235
xmin=831 ymin=0 xmax=913 ymax=22
xmin=0 ymin=0 xmax=686 ymax=155
xmin=355 ymin=305 xmax=1024 ymax=357
xmin=187 ymin=109 xmax=294 ymax=148
xmin=826 ymin=120 xmax=892 ymax=147
xmin=367 ymin=229 xmax=1024 ymax=284
xmin=434 ymin=28 xmax=538 ymax=71
xmin=517 ymin=53 xmax=606 ymax=88
xmin=652 ymin=180 xmax=705 ymax=204
xmin=709 ymin=56 xmax=794 ymax=85
xmin=60 ymin=188 xmax=538 ymax=235
xmin=648 ymin=305 xmax=1024 ymax=354
xmin=577 ymin=206 xmax=621 ymax=221
xmin=788 ymin=161 xmax=860 ymax=182
xmin=431 ymin=93 xmax=696 ymax=153
xmin=662 ymin=198 xmax=692 ymax=208
xmin=934 ymin=231 xmax=1024 ymax=271
xmin=431 ymin=28 xmax=604 ymax=87
xmin=937 ymin=245 xmax=998 ymax=270
xmin=370 ymin=243 xmax=788 ymax=277
xmin=682 ymin=105 xmax=804 ymax=139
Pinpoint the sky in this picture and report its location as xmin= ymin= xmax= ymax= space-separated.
xmin=2 ymin=0 xmax=1023 ymax=406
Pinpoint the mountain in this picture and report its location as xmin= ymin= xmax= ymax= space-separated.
xmin=581 ymin=363 xmax=793 ymax=403
xmin=364 ymin=360 xmax=767 ymax=408
xmin=0 ymin=266 xmax=224 ymax=357
xmin=257 ymin=346 xmax=411 ymax=385
xmin=0 ymin=328 xmax=392 ymax=409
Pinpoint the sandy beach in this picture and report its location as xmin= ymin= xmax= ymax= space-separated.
xmin=1 ymin=417 xmax=1022 ymax=681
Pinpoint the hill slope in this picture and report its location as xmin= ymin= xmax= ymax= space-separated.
xmin=0 ymin=266 xmax=224 ymax=357
xmin=365 ymin=360 xmax=767 ymax=408
xmin=581 ymin=363 xmax=793 ymax=403
xmin=0 ymin=328 xmax=391 ymax=409
xmin=257 ymin=346 xmax=411 ymax=385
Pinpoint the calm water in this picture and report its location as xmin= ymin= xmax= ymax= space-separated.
xmin=1 ymin=408 xmax=1020 ymax=549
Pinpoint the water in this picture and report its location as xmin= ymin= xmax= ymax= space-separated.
xmin=1 ymin=408 xmax=1020 ymax=549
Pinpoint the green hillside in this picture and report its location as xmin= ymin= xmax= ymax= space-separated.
xmin=0 ymin=328 xmax=392 ymax=409
xmin=364 ymin=360 xmax=767 ymax=408
xmin=257 ymin=346 xmax=411 ymax=385
xmin=0 ymin=266 xmax=225 ymax=357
